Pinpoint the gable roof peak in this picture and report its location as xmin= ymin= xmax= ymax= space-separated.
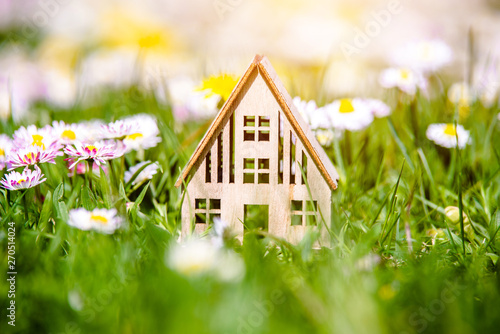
xmin=175 ymin=55 xmax=339 ymax=190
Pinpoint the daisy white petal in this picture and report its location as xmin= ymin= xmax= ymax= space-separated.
xmin=168 ymin=238 xmax=217 ymax=276
xmin=13 ymin=124 xmax=60 ymax=150
xmin=50 ymin=121 xmax=90 ymax=145
xmin=7 ymin=144 xmax=62 ymax=170
xmin=124 ymin=161 xmax=159 ymax=185
xmin=64 ymin=141 xmax=117 ymax=168
xmin=314 ymin=129 xmax=340 ymax=146
xmin=167 ymin=237 xmax=245 ymax=282
xmin=163 ymin=76 xmax=222 ymax=122
xmin=363 ymin=98 xmax=392 ymax=118
xmin=391 ymin=39 xmax=453 ymax=73
xmin=100 ymin=119 xmax=140 ymax=140
xmin=293 ymin=96 xmax=318 ymax=125
xmin=68 ymin=161 xmax=108 ymax=177
xmin=448 ymin=82 xmax=476 ymax=106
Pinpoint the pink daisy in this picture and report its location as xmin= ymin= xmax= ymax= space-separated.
xmin=7 ymin=145 xmax=62 ymax=170
xmin=64 ymin=141 xmax=117 ymax=169
xmin=1 ymin=165 xmax=46 ymax=191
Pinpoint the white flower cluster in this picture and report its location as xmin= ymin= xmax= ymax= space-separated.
xmin=293 ymin=96 xmax=392 ymax=145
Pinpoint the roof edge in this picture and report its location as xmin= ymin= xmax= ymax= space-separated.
xmin=255 ymin=60 xmax=338 ymax=190
xmin=174 ymin=58 xmax=259 ymax=188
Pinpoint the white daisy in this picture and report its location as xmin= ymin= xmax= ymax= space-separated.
xmin=325 ymin=98 xmax=374 ymax=131
xmin=1 ymin=165 xmax=46 ymax=191
xmin=124 ymin=161 xmax=160 ymax=185
xmin=211 ymin=217 xmax=228 ymax=249
xmin=379 ymin=68 xmax=427 ymax=95
xmin=121 ymin=114 xmax=162 ymax=152
xmin=391 ymin=39 xmax=453 ymax=73
xmin=448 ymin=82 xmax=476 ymax=106
xmin=426 ymin=123 xmax=470 ymax=149
xmin=67 ymin=208 xmax=123 ymax=234
xmin=50 ymin=121 xmax=89 ymax=145
xmin=0 ymin=134 xmax=13 ymax=170
xmin=163 ymin=76 xmax=220 ymax=122
xmin=100 ymin=119 xmax=141 ymax=140
xmin=474 ymin=61 xmax=499 ymax=107
xmin=314 ymin=129 xmax=339 ymax=146
xmin=81 ymin=120 xmax=106 ymax=142
xmin=167 ymin=238 xmax=217 ymax=276
xmin=293 ymin=96 xmax=317 ymax=124
xmin=80 ymin=49 xmax=137 ymax=89
xmin=167 ymin=238 xmax=245 ymax=282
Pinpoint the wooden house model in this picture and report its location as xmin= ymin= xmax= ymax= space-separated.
xmin=175 ymin=55 xmax=339 ymax=244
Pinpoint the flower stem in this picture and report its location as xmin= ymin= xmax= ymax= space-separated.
xmin=86 ymin=160 xmax=92 ymax=190
xmin=344 ymin=130 xmax=352 ymax=166
xmin=2 ymin=189 xmax=28 ymax=224
xmin=409 ymin=96 xmax=419 ymax=147
xmin=22 ymin=191 xmax=28 ymax=223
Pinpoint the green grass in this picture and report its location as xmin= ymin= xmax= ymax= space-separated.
xmin=1 ymin=79 xmax=500 ymax=334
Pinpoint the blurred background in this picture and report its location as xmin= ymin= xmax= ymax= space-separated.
xmin=1 ymin=0 xmax=500 ymax=122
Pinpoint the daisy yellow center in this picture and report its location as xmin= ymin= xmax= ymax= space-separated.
xmin=196 ymin=74 xmax=239 ymax=101
xmin=339 ymin=99 xmax=355 ymax=113
xmin=85 ymin=145 xmax=96 ymax=152
xmin=317 ymin=133 xmax=328 ymax=143
xmin=420 ymin=44 xmax=432 ymax=60
xmin=138 ymin=34 xmax=161 ymax=48
xmin=32 ymin=135 xmax=45 ymax=149
xmin=125 ymin=133 xmax=143 ymax=141
xmin=0 ymin=147 xmax=4 ymax=156
xmin=90 ymin=215 xmax=108 ymax=224
xmin=24 ymin=152 xmax=34 ymax=162
xmin=17 ymin=179 xmax=26 ymax=184
xmin=62 ymin=129 xmax=76 ymax=140
xmin=400 ymin=69 xmax=410 ymax=80
xmin=444 ymin=124 xmax=457 ymax=136
xmin=181 ymin=263 xmax=207 ymax=275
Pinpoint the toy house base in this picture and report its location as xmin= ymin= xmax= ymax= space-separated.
xmin=176 ymin=55 xmax=339 ymax=245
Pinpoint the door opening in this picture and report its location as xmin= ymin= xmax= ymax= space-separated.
xmin=244 ymin=205 xmax=269 ymax=235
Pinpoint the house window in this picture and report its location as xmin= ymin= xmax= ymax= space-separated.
xmin=243 ymin=158 xmax=270 ymax=184
xmin=291 ymin=200 xmax=318 ymax=226
xmin=300 ymin=151 xmax=307 ymax=185
xmin=243 ymin=115 xmax=270 ymax=142
xmin=205 ymin=151 xmax=211 ymax=183
xmin=290 ymin=132 xmax=296 ymax=184
xmin=195 ymin=198 xmax=221 ymax=224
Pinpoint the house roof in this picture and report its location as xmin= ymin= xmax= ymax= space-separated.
xmin=174 ymin=55 xmax=339 ymax=190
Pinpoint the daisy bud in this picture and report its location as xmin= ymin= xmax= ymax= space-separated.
xmin=444 ymin=206 xmax=469 ymax=225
